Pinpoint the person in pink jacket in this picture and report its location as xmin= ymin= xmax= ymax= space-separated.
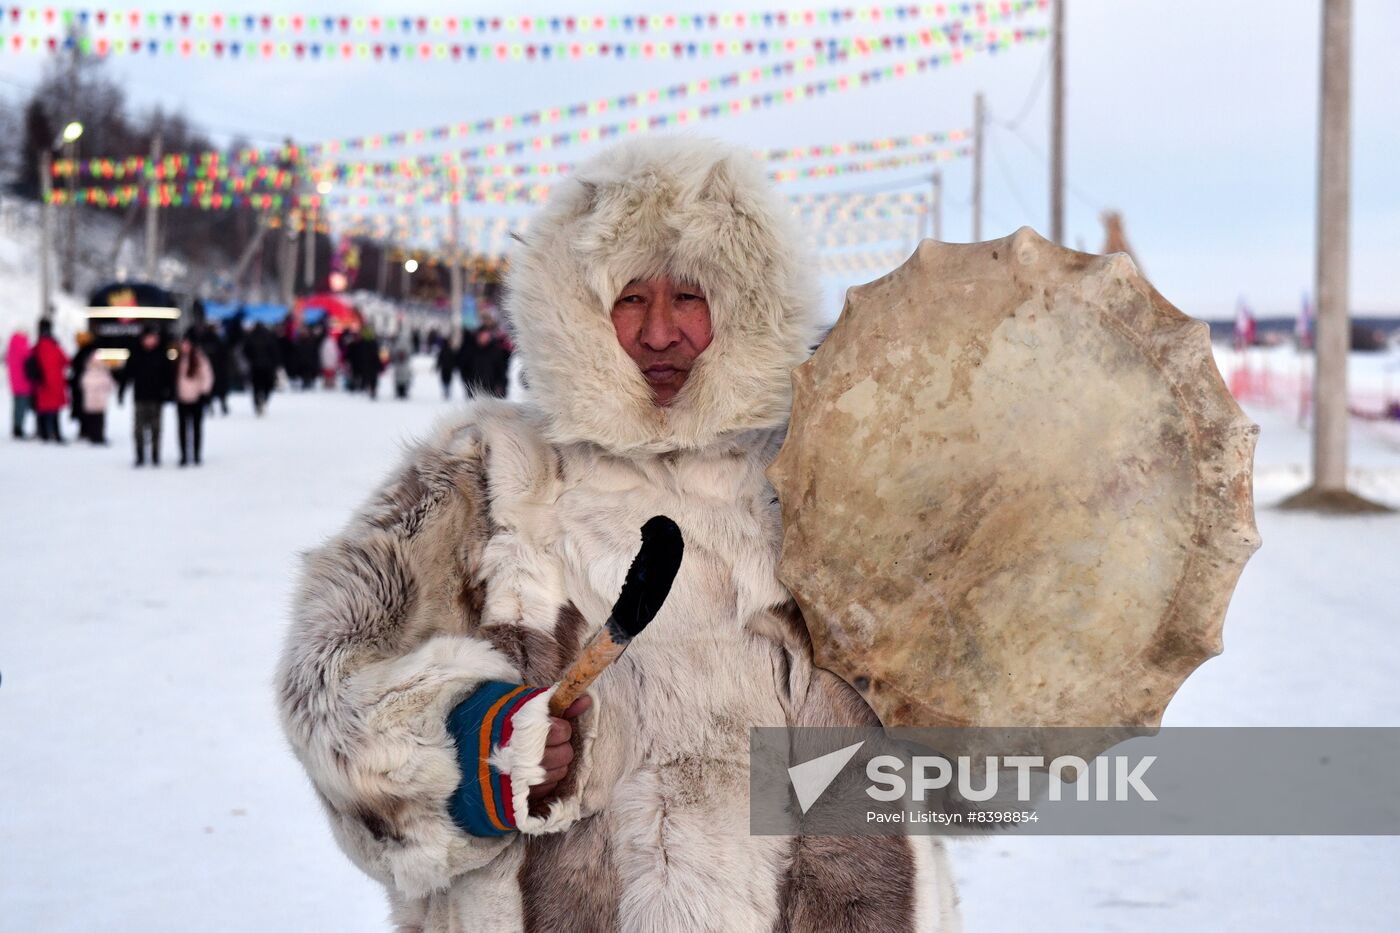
xmin=174 ymin=334 xmax=215 ymax=466
xmin=80 ymin=354 xmax=115 ymax=445
xmin=7 ymin=330 xmax=33 ymax=439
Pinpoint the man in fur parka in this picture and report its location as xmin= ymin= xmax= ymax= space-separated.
xmin=277 ymin=136 xmax=961 ymax=932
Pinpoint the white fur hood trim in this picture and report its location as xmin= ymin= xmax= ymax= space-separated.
xmin=504 ymin=135 xmax=821 ymax=456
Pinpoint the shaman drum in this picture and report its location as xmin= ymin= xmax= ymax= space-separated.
xmin=768 ymin=228 xmax=1260 ymax=733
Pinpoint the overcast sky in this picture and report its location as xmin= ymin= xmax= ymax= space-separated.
xmin=1 ymin=0 xmax=1396 ymax=321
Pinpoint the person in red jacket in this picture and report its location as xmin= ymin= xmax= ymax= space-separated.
xmin=31 ymin=319 xmax=70 ymax=444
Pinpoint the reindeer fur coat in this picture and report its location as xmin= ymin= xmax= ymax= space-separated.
xmin=277 ymin=137 xmax=961 ymax=932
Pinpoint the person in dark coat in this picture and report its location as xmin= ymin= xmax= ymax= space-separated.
xmin=278 ymin=324 xmax=301 ymax=387
xmin=390 ymin=329 xmax=413 ymax=400
xmin=435 ymin=333 xmax=459 ymax=400
xmin=243 ymin=322 xmax=280 ymax=415
xmin=456 ymin=329 xmax=484 ymax=396
xmin=297 ymin=328 xmax=320 ymax=390
xmin=338 ymin=330 xmax=358 ymax=391
xmin=353 ymin=327 xmax=384 ymax=400
xmin=484 ymin=327 xmax=511 ymax=397
xmin=459 ymin=326 xmax=510 ymax=398
xmin=200 ymin=324 xmax=232 ymax=415
xmin=67 ymin=331 xmax=96 ymax=438
xmin=222 ymin=313 xmax=247 ymax=392
xmin=119 ymin=326 xmax=174 ymax=466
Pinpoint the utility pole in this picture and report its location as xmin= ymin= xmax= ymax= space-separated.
xmin=251 ymin=231 xmax=266 ymax=302
xmin=302 ymin=204 xmax=316 ymax=291
xmin=376 ymin=242 xmax=389 ymax=294
xmin=145 ymin=132 xmax=161 ymax=280
xmin=299 ymin=142 xmax=315 ymax=294
xmin=1282 ymin=0 xmax=1386 ymax=512
xmin=276 ymin=138 xmax=298 ymax=307
xmin=278 ymin=215 xmax=297 ymax=307
xmin=449 ymin=193 xmax=464 ymax=343
xmin=1312 ymin=0 xmax=1350 ymax=495
xmin=39 ymin=150 xmax=53 ymax=321
xmin=931 ymin=171 xmax=943 ymax=242
xmin=61 ymin=39 xmax=78 ymax=294
xmin=62 ymin=136 xmax=78 ymax=293
xmin=228 ymin=218 xmax=269 ymax=298
xmin=972 ymin=92 xmax=984 ymax=242
xmin=1050 ymin=0 xmax=1066 ymax=245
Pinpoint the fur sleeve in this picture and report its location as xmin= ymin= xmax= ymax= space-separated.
xmin=276 ymin=413 xmax=525 ymax=898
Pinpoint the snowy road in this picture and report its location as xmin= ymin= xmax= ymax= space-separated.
xmin=2 ymin=360 xmax=1398 ymax=932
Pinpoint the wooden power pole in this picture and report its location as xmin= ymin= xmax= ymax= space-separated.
xmin=39 ymin=150 xmax=53 ymax=320
xmin=1281 ymin=0 xmax=1387 ymax=513
xmin=229 ymin=218 xmax=269 ymax=298
xmin=145 ymin=133 xmax=162 ymax=280
xmin=1050 ymin=0 xmax=1066 ymax=245
xmin=302 ymin=207 xmax=316 ymax=291
xmin=277 ymin=217 xmax=297 ymax=308
xmin=972 ymin=92 xmax=984 ymax=242
xmin=61 ymin=137 xmax=77 ymax=293
xmin=61 ymin=44 xmax=78 ymax=294
xmin=449 ymin=193 xmax=464 ymax=343
xmin=143 ymin=133 xmax=162 ymax=280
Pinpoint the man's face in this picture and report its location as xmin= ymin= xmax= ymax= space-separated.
xmin=610 ymin=276 xmax=713 ymax=407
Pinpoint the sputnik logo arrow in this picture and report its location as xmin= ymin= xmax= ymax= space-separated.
xmin=787 ymin=741 xmax=865 ymax=814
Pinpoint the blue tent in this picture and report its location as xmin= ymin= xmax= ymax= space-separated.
xmin=204 ymin=302 xmax=288 ymax=325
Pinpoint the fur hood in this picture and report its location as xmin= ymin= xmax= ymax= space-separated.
xmin=504 ymin=135 xmax=821 ymax=456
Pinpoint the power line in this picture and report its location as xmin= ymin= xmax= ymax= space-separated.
xmin=0 ymin=70 xmax=37 ymax=91
xmin=988 ymin=124 xmax=1039 ymax=223
xmin=993 ymin=112 xmax=1103 ymax=212
xmin=196 ymin=121 xmax=296 ymax=145
xmin=1005 ymin=45 xmax=1051 ymax=130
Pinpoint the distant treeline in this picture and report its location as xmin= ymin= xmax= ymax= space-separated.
xmin=1204 ymin=317 xmax=1400 ymax=351
xmin=2 ymin=51 xmax=277 ymax=274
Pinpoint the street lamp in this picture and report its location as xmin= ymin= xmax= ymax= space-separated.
xmin=403 ymin=258 xmax=419 ymax=274
xmin=38 ymin=120 xmax=85 ymax=321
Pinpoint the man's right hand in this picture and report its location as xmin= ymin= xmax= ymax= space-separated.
xmin=529 ymin=695 xmax=592 ymax=802
xmin=446 ymin=683 xmax=593 ymax=836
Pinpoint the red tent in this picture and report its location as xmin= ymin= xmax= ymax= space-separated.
xmin=292 ymin=294 xmax=362 ymax=334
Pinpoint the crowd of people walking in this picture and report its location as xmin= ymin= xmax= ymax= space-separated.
xmin=6 ymin=312 xmax=514 ymax=468
xmin=434 ymin=317 xmax=512 ymax=400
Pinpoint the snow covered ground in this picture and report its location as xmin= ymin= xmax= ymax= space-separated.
xmin=2 ymin=356 xmax=1398 ymax=932
xmin=951 ymin=396 xmax=1400 ymax=931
